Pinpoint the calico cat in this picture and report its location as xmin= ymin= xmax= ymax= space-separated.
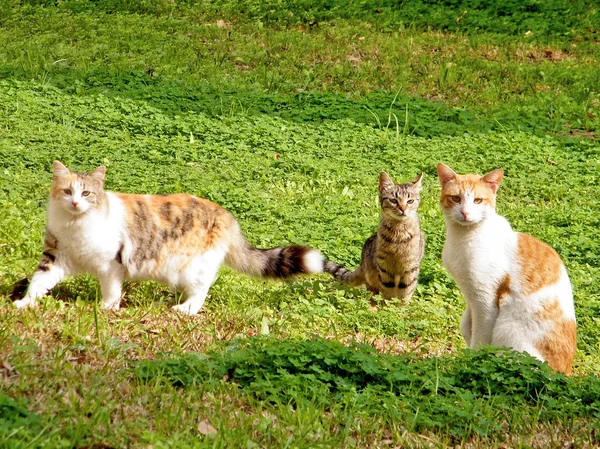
xmin=12 ymin=161 xmax=325 ymax=315
xmin=325 ymin=172 xmax=425 ymax=302
xmin=437 ymin=163 xmax=576 ymax=374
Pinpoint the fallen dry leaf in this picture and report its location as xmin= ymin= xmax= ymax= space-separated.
xmin=347 ymin=55 xmax=362 ymax=65
xmin=198 ymin=419 xmax=217 ymax=435
xmin=0 ymin=359 xmax=14 ymax=376
xmin=216 ymin=20 xmax=231 ymax=29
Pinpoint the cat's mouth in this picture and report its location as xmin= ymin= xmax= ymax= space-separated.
xmin=386 ymin=210 xmax=409 ymax=220
xmin=454 ymin=215 xmax=481 ymax=226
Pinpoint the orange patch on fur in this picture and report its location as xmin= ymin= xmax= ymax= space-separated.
xmin=535 ymin=299 xmax=577 ymax=375
xmin=495 ymin=274 xmax=511 ymax=309
xmin=117 ymin=193 xmax=235 ymax=271
xmin=50 ymin=173 xmax=80 ymax=199
xmin=516 ymin=233 xmax=562 ymax=295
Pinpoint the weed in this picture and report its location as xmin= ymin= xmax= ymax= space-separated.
xmin=137 ymin=337 xmax=600 ymax=440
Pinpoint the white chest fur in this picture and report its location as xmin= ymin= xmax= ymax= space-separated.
xmin=47 ymin=193 xmax=125 ymax=275
xmin=442 ymin=213 xmax=516 ymax=302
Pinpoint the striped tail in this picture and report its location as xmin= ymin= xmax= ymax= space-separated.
xmin=323 ymin=260 xmax=365 ymax=287
xmin=225 ymin=226 xmax=324 ymax=278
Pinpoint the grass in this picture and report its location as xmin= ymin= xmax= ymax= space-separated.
xmin=0 ymin=0 xmax=599 ymax=447
xmin=1 ymin=0 xmax=600 ymax=135
xmin=135 ymin=338 xmax=600 ymax=442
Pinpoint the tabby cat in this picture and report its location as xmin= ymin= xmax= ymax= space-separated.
xmin=325 ymin=172 xmax=425 ymax=302
xmin=437 ymin=163 xmax=577 ymax=374
xmin=13 ymin=161 xmax=325 ymax=314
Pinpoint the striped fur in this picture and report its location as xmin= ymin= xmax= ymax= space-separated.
xmin=13 ymin=161 xmax=324 ymax=315
xmin=325 ymin=172 xmax=425 ymax=303
xmin=437 ymin=163 xmax=576 ymax=375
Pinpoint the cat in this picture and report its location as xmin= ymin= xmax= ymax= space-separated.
xmin=12 ymin=161 xmax=325 ymax=315
xmin=324 ymin=172 xmax=425 ymax=302
xmin=436 ymin=163 xmax=577 ymax=374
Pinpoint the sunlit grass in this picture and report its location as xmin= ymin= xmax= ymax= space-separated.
xmin=1 ymin=0 xmax=600 ymax=447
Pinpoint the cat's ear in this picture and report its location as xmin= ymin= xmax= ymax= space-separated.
xmin=412 ymin=173 xmax=423 ymax=189
xmin=482 ymin=169 xmax=503 ymax=193
xmin=52 ymin=161 xmax=70 ymax=179
xmin=89 ymin=166 xmax=107 ymax=182
xmin=379 ymin=171 xmax=394 ymax=192
xmin=436 ymin=163 xmax=457 ymax=185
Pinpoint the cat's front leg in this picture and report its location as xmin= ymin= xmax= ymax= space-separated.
xmin=98 ymin=266 xmax=125 ymax=311
xmin=14 ymin=253 xmax=67 ymax=309
xmin=467 ymin=301 xmax=499 ymax=348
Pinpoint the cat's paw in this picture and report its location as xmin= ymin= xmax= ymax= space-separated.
xmin=103 ymin=299 xmax=121 ymax=311
xmin=13 ymin=298 xmax=36 ymax=309
xmin=171 ymin=303 xmax=199 ymax=315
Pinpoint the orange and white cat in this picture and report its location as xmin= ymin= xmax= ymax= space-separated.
xmin=13 ymin=161 xmax=324 ymax=314
xmin=437 ymin=163 xmax=576 ymax=374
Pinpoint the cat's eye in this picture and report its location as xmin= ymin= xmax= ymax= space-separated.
xmin=407 ymin=199 xmax=415 ymax=204
xmin=388 ymin=198 xmax=398 ymax=205
xmin=451 ymin=195 xmax=461 ymax=203
xmin=63 ymin=189 xmax=72 ymax=195
xmin=82 ymin=191 xmax=91 ymax=197
xmin=474 ymin=198 xmax=483 ymax=204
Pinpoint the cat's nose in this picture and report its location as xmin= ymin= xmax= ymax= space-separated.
xmin=461 ymin=210 xmax=469 ymax=220
xmin=72 ymin=201 xmax=79 ymax=207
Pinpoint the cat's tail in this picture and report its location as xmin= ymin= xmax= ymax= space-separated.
xmin=323 ymin=260 xmax=365 ymax=287
xmin=224 ymin=225 xmax=324 ymax=278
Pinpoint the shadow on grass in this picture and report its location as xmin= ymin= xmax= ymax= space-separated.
xmin=0 ymin=65 xmax=503 ymax=138
xmin=4 ymin=63 xmax=592 ymax=139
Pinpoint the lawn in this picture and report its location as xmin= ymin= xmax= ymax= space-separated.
xmin=1 ymin=0 xmax=600 ymax=447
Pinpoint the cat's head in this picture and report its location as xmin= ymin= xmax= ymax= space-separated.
xmin=50 ymin=161 xmax=107 ymax=215
xmin=436 ymin=163 xmax=503 ymax=226
xmin=378 ymin=172 xmax=423 ymax=220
